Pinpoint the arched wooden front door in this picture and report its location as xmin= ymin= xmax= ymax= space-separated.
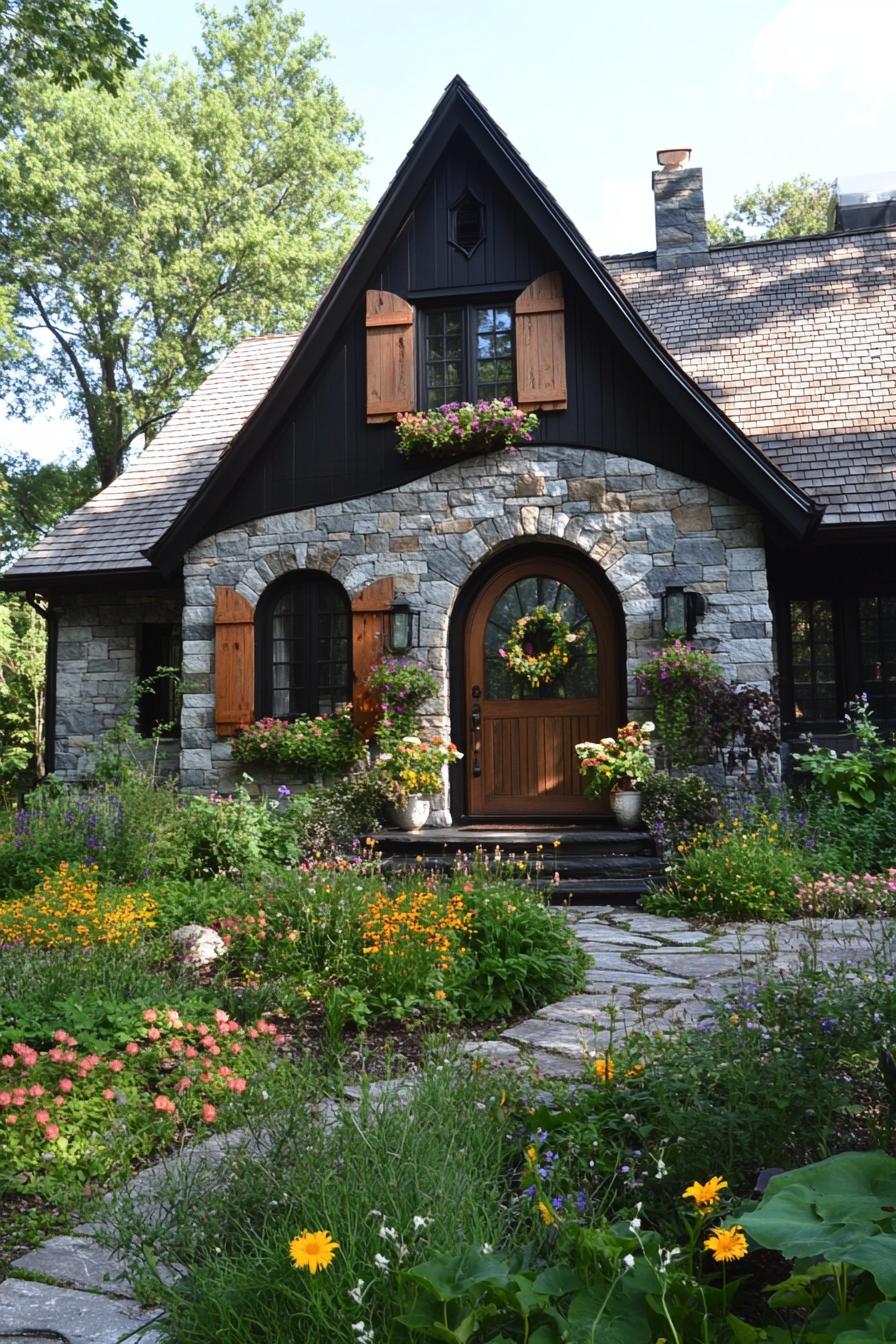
xmin=464 ymin=554 xmax=621 ymax=819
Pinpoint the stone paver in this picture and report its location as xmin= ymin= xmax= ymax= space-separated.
xmin=0 ymin=1278 xmax=162 ymax=1344
xmin=12 ymin=1236 xmax=140 ymax=1299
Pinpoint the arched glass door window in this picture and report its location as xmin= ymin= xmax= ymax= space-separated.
xmin=484 ymin=574 xmax=599 ymax=700
xmin=257 ymin=573 xmax=351 ymax=719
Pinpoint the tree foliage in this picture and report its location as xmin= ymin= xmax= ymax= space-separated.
xmin=0 ymin=0 xmax=144 ymax=125
xmin=0 ymin=0 xmax=367 ymax=485
xmin=707 ymin=174 xmax=834 ymax=245
xmin=0 ymin=452 xmax=97 ymax=571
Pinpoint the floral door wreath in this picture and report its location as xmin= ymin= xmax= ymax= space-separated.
xmin=499 ymin=605 xmax=580 ymax=688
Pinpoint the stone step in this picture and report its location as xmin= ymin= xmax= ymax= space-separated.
xmin=372 ymin=825 xmax=655 ymax=856
xmin=381 ymin=852 xmax=663 ymax=878
xmin=536 ymin=876 xmax=659 ymax=904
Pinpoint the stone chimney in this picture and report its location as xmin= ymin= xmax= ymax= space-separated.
xmin=652 ymin=149 xmax=709 ymax=270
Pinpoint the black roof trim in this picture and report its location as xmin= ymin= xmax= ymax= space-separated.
xmin=0 ymin=567 xmax=175 ymax=595
xmin=149 ymin=77 xmax=822 ymax=573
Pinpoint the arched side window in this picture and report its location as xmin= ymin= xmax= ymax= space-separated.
xmin=255 ymin=572 xmax=351 ymax=719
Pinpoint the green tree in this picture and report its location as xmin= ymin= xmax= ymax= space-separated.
xmin=0 ymin=452 xmax=97 ymax=571
xmin=0 ymin=0 xmax=144 ymax=124
xmin=707 ymin=175 xmax=834 ymax=244
xmin=0 ymin=0 xmax=367 ymax=485
xmin=0 ymin=598 xmax=46 ymax=789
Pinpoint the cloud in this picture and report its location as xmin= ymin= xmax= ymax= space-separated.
xmin=751 ymin=0 xmax=896 ymax=125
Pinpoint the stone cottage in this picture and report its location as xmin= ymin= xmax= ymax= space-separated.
xmin=4 ymin=78 xmax=894 ymax=824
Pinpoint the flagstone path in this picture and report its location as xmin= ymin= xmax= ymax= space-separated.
xmin=1 ymin=906 xmax=892 ymax=1342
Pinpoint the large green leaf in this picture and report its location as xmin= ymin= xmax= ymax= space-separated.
xmin=740 ymin=1153 xmax=896 ymax=1260
xmin=841 ymin=1235 xmax=896 ymax=1297
xmin=401 ymin=1249 xmax=510 ymax=1301
xmin=566 ymin=1291 xmax=652 ymax=1344
xmin=836 ymin=1302 xmax=896 ymax=1342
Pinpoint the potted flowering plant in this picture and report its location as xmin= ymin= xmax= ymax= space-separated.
xmin=395 ymin=398 xmax=539 ymax=460
xmin=374 ymin=735 xmax=463 ymax=831
xmin=365 ymin=656 xmax=438 ymax=744
xmin=575 ymin=721 xmax=655 ymax=829
xmin=231 ymin=705 xmax=361 ymax=776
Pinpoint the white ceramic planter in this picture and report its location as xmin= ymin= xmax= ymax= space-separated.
xmin=388 ymin=794 xmax=432 ymax=832
xmin=609 ymin=788 xmax=642 ymax=830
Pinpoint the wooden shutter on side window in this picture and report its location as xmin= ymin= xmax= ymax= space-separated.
xmin=351 ymin=577 xmax=395 ymax=739
xmin=214 ymin=587 xmax=255 ymax=736
xmin=366 ymin=290 xmax=414 ymax=423
xmin=515 ymin=271 xmax=567 ymax=412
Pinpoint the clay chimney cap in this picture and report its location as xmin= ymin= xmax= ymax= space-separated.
xmin=656 ymin=148 xmax=692 ymax=170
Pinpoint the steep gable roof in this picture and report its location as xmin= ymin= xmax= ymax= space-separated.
xmin=607 ymin=227 xmax=896 ymax=526
xmin=5 ymin=78 xmax=823 ymax=589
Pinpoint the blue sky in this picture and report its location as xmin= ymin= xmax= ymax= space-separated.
xmin=6 ymin=0 xmax=896 ymax=462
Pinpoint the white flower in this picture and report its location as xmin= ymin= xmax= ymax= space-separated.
xmin=376 ymin=753 xmax=392 ymax=763
xmin=629 ymin=1218 xmax=641 ymax=1232
xmin=374 ymin=1253 xmax=390 ymax=1274
xmin=565 ymin=633 xmax=578 ymax=643
xmin=401 ymin=735 xmax=422 ymax=745
xmin=348 ymin=1279 xmax=366 ymax=1305
xmin=352 ymin=1324 xmax=374 ymax=1344
xmin=481 ymin=1242 xmax=494 ymax=1254
xmin=623 ymin=1253 xmax=636 ymax=1269
xmin=412 ymin=1215 xmax=431 ymax=1232
xmin=641 ymin=721 xmax=655 ymax=734
xmin=379 ymin=1224 xmax=398 ymax=1242
xmin=654 ymin=1158 xmax=668 ymax=1179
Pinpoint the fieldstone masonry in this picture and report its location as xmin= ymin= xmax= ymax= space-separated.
xmin=54 ymin=590 xmax=182 ymax=781
xmin=172 ymin=445 xmax=775 ymax=808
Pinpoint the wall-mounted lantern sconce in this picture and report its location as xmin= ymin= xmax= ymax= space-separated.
xmin=386 ymin=597 xmax=420 ymax=654
xmin=661 ymin=586 xmax=706 ymax=640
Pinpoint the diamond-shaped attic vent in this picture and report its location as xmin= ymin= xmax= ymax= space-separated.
xmin=450 ymin=191 xmax=485 ymax=258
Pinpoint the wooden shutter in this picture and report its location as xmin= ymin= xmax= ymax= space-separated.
xmin=214 ymin=587 xmax=255 ymax=736
xmin=366 ymin=290 xmax=415 ymax=423
xmin=351 ymin=577 xmax=395 ymax=738
xmin=515 ymin=271 xmax=567 ymax=411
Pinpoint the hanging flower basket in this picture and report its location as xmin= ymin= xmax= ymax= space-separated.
xmin=395 ymin=399 xmax=539 ymax=459
xmin=500 ymin=606 xmax=581 ymax=689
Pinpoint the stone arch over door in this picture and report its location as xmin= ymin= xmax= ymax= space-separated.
xmin=447 ymin=540 xmax=626 ymax=822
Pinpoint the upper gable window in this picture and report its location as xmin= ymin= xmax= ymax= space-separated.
xmin=423 ymin=304 xmax=514 ymax=408
xmin=449 ymin=190 xmax=485 ymax=258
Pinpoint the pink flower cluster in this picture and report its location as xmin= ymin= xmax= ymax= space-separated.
xmin=1 ymin=1006 xmax=284 ymax=1178
xmin=796 ymin=869 xmax=896 ymax=916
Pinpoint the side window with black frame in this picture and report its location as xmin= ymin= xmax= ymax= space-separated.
xmin=138 ymin=623 xmax=182 ymax=737
xmin=423 ymin=303 xmax=514 ymax=408
xmin=256 ymin=572 xmax=351 ymax=720
xmin=783 ymin=592 xmax=896 ymax=731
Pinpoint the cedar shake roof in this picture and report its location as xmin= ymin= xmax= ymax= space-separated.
xmin=605 ymin=227 xmax=896 ymax=526
xmin=4 ymin=332 xmax=299 ymax=582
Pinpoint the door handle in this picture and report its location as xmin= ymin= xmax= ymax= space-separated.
xmin=470 ymin=700 xmax=482 ymax=777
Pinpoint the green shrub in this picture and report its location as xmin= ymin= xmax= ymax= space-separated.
xmin=177 ymin=783 xmax=302 ymax=879
xmin=804 ymin=787 xmax=896 ymax=873
xmin=0 ymin=771 xmax=183 ymax=897
xmin=288 ymin=771 xmax=387 ymax=855
xmin=793 ymin=696 xmax=896 ymax=809
xmin=645 ymin=811 xmax=810 ymax=920
xmin=639 ymin=772 xmax=722 ymax=854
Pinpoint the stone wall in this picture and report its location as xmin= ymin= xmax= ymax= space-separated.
xmin=54 ymin=589 xmax=182 ymax=780
xmin=180 ymin=445 xmax=774 ymax=809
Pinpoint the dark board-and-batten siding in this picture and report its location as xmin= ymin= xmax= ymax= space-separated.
xmin=209 ymin=133 xmax=743 ymax=535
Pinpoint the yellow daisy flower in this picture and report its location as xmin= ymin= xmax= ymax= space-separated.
xmin=703 ymin=1224 xmax=748 ymax=1262
xmin=289 ymin=1229 xmax=340 ymax=1273
xmin=682 ymin=1176 xmax=728 ymax=1209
